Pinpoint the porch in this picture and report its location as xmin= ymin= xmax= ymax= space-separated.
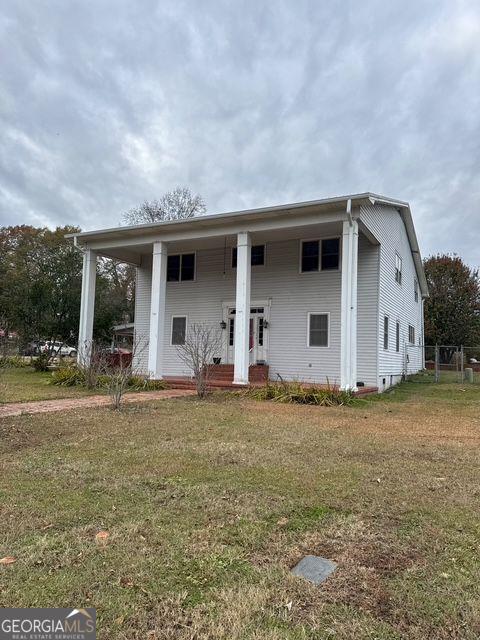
xmin=73 ymin=195 xmax=381 ymax=391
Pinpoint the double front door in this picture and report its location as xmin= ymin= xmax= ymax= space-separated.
xmin=226 ymin=305 xmax=268 ymax=365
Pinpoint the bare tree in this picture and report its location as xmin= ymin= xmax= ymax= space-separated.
xmin=123 ymin=187 xmax=206 ymax=225
xmin=100 ymin=338 xmax=147 ymax=410
xmin=176 ymin=324 xmax=222 ymax=398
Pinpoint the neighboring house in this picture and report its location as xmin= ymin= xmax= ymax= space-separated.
xmin=69 ymin=193 xmax=428 ymax=392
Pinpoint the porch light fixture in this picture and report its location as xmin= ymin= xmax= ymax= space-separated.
xmin=263 ymin=320 xmax=269 ymax=329
xmin=219 ymin=320 xmax=227 ymax=330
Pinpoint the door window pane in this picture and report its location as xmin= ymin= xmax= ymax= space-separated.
xmin=309 ymin=313 xmax=328 ymax=346
xmin=302 ymin=241 xmax=319 ymax=272
xmin=229 ymin=318 xmax=235 ymax=346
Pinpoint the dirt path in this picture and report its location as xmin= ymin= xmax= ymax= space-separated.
xmin=0 ymin=389 xmax=196 ymax=418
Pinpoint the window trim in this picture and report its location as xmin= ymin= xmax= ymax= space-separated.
xmin=383 ymin=315 xmax=389 ymax=350
xmin=231 ymin=244 xmax=266 ymax=268
xmin=167 ymin=252 xmax=197 ymax=283
xmin=307 ymin=311 xmax=330 ymax=348
xmin=170 ymin=315 xmax=187 ymax=346
xmin=299 ymin=237 xmax=341 ymax=274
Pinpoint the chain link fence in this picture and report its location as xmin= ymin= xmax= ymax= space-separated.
xmin=405 ymin=344 xmax=480 ymax=384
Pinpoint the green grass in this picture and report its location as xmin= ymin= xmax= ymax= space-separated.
xmin=0 ymin=380 xmax=479 ymax=638
xmin=0 ymin=367 xmax=98 ymax=403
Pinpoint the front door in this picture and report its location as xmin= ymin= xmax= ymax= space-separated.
xmin=226 ymin=306 xmax=268 ymax=364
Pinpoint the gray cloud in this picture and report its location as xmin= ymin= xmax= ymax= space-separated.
xmin=1 ymin=0 xmax=479 ymax=265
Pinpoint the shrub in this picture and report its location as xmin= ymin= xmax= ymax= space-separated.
xmin=245 ymin=380 xmax=353 ymax=406
xmin=50 ymin=364 xmax=86 ymax=386
xmin=127 ymin=376 xmax=167 ymax=391
xmin=0 ymin=355 xmax=30 ymax=368
xmin=32 ymin=353 xmax=51 ymax=372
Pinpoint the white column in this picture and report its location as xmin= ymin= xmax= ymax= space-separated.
xmin=233 ymin=232 xmax=251 ymax=385
xmin=77 ymin=249 xmax=97 ymax=366
xmin=148 ymin=241 xmax=168 ymax=379
xmin=340 ymin=219 xmax=358 ymax=391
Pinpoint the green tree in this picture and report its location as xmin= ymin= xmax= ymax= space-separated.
xmin=424 ymin=254 xmax=480 ymax=350
xmin=0 ymin=226 xmax=135 ymax=347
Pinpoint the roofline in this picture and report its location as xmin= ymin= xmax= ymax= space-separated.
xmin=66 ymin=192 xmax=408 ymax=240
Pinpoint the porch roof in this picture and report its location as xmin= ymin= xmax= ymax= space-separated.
xmin=67 ymin=192 xmax=428 ymax=296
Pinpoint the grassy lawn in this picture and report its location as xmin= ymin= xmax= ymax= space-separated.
xmin=0 ymin=381 xmax=479 ymax=639
xmin=0 ymin=367 xmax=99 ymax=404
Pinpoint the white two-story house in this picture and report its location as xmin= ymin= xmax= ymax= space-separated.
xmin=70 ymin=192 xmax=427 ymax=393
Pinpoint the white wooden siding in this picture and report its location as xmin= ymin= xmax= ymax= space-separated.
xmin=133 ymin=235 xmax=382 ymax=385
xmin=360 ymin=204 xmax=424 ymax=389
xmin=356 ymin=234 xmax=380 ymax=385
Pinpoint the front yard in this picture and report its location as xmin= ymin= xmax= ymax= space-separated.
xmin=1 ymin=367 xmax=96 ymax=403
xmin=0 ymin=381 xmax=479 ymax=639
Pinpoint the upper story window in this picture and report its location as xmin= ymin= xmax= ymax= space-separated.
xmin=167 ymin=253 xmax=195 ymax=282
xmin=414 ymin=278 xmax=419 ymax=302
xmin=232 ymin=244 xmax=265 ymax=268
xmin=395 ymin=253 xmax=403 ymax=284
xmin=301 ymin=238 xmax=340 ymax=273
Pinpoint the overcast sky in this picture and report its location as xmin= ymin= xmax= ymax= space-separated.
xmin=1 ymin=1 xmax=479 ymax=265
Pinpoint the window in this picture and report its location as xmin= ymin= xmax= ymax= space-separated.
xmin=167 ymin=253 xmax=195 ymax=282
xmin=395 ymin=254 xmax=402 ymax=284
xmin=232 ymin=244 xmax=265 ymax=268
xmin=171 ymin=316 xmax=187 ymax=345
xmin=414 ymin=278 xmax=419 ymax=302
xmin=396 ymin=321 xmax=400 ymax=352
xmin=408 ymin=324 xmax=415 ymax=344
xmin=301 ymin=238 xmax=340 ymax=273
xmin=383 ymin=316 xmax=389 ymax=350
xmin=321 ymin=238 xmax=340 ymax=270
xmin=301 ymin=241 xmax=319 ymax=272
xmin=308 ymin=313 xmax=329 ymax=347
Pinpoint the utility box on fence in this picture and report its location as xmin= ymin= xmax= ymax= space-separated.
xmin=465 ymin=368 xmax=474 ymax=383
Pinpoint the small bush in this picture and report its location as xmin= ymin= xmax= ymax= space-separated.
xmin=127 ymin=376 xmax=167 ymax=391
xmin=50 ymin=364 xmax=86 ymax=386
xmin=32 ymin=353 xmax=51 ymax=372
xmin=245 ymin=380 xmax=353 ymax=406
xmin=0 ymin=355 xmax=30 ymax=368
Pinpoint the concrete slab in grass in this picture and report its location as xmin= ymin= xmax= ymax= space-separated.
xmin=291 ymin=555 xmax=337 ymax=585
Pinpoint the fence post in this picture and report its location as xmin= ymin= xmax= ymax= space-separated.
xmin=460 ymin=345 xmax=464 ymax=383
xmin=434 ymin=344 xmax=439 ymax=383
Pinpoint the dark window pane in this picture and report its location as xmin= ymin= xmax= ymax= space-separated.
xmin=309 ymin=314 xmax=328 ymax=346
xmin=231 ymin=248 xmax=237 ymax=268
xmin=396 ymin=322 xmax=400 ymax=352
xmin=251 ymin=245 xmax=265 ymax=265
xmin=167 ymin=255 xmax=180 ymax=282
xmin=258 ymin=317 xmax=264 ymax=346
xmin=302 ymin=241 xmax=319 ymax=272
xmin=172 ymin=317 xmax=186 ymax=345
xmin=321 ymin=238 xmax=340 ymax=270
xmin=229 ymin=318 xmax=235 ymax=346
xmin=181 ymin=253 xmax=195 ymax=281
xmin=383 ymin=316 xmax=389 ymax=350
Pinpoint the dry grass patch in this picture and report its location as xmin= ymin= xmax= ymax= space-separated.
xmin=0 ymin=380 xmax=479 ymax=638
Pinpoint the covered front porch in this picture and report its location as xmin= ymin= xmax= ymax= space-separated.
xmin=74 ymin=197 xmax=377 ymax=391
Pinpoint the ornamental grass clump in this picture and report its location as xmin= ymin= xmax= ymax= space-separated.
xmin=246 ymin=379 xmax=353 ymax=406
